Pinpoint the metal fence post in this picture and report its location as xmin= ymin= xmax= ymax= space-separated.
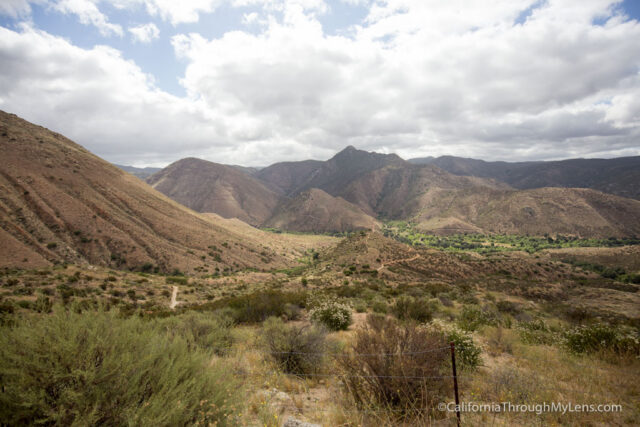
xmin=450 ymin=341 xmax=461 ymax=427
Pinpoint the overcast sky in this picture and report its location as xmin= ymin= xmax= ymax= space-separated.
xmin=1 ymin=0 xmax=639 ymax=167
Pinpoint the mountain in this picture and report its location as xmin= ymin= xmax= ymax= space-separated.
xmin=255 ymin=159 xmax=324 ymax=196
xmin=0 ymin=111 xmax=287 ymax=272
xmin=322 ymin=160 xmax=640 ymax=238
xmin=297 ymin=146 xmax=407 ymax=196
xmin=263 ymin=188 xmax=380 ymax=233
xmin=409 ymin=155 xmax=640 ymax=200
xmin=411 ymin=187 xmax=640 ymax=238
xmin=147 ymin=158 xmax=281 ymax=226
xmin=152 ymin=145 xmax=640 ymax=237
xmin=255 ymin=146 xmax=406 ymax=197
xmin=336 ymin=163 xmax=510 ymax=218
xmin=114 ymin=164 xmax=162 ymax=179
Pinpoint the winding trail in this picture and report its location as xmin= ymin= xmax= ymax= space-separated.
xmin=169 ymin=286 xmax=179 ymax=309
xmin=377 ymin=253 xmax=421 ymax=272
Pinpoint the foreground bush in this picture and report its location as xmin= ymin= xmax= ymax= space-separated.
xmin=156 ymin=310 xmax=233 ymax=355
xmin=337 ymin=315 xmax=450 ymax=415
xmin=0 ymin=308 xmax=242 ymax=425
xmin=261 ymin=317 xmax=326 ymax=375
xmin=309 ymin=298 xmax=352 ymax=331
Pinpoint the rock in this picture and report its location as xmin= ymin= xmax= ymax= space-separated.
xmin=282 ymin=417 xmax=321 ymax=427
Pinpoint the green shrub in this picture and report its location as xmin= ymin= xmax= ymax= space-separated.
xmin=261 ymin=317 xmax=326 ymax=375
xmin=446 ymin=327 xmax=482 ymax=371
xmin=456 ymin=305 xmax=499 ymax=331
xmin=166 ymin=276 xmax=188 ymax=285
xmin=562 ymin=323 xmax=640 ymax=356
xmin=354 ymin=300 xmax=368 ymax=313
xmin=337 ymin=315 xmax=450 ymax=414
xmin=0 ymin=308 xmax=242 ymax=425
xmin=309 ymin=298 xmax=352 ymax=331
xmin=33 ymin=295 xmax=52 ymax=313
xmin=496 ymin=300 xmax=521 ymax=315
xmin=391 ymin=296 xmax=434 ymax=323
xmin=372 ymin=300 xmax=388 ymax=314
xmin=517 ymin=319 xmax=557 ymax=345
xmin=156 ymin=311 xmax=233 ymax=355
xmin=197 ymin=290 xmax=306 ymax=323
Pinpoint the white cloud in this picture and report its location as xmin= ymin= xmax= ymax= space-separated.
xmin=0 ymin=0 xmax=639 ymax=166
xmin=51 ymin=0 xmax=123 ymax=36
xmin=0 ymin=0 xmax=36 ymax=17
xmin=128 ymin=22 xmax=159 ymax=43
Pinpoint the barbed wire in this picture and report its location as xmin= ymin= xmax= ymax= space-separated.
xmin=215 ymin=344 xmax=465 ymax=357
xmin=235 ymin=372 xmax=459 ymax=380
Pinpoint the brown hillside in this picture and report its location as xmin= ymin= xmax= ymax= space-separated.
xmin=413 ymin=187 xmax=640 ymax=238
xmin=255 ymin=159 xmax=324 ymax=196
xmin=334 ymin=163 xmax=640 ymax=237
xmin=410 ymin=155 xmax=640 ymax=200
xmin=298 ymin=146 xmax=407 ymax=196
xmin=337 ymin=163 xmax=511 ymax=217
xmin=147 ymin=158 xmax=281 ymax=226
xmin=0 ymin=111 xmax=288 ymax=272
xmin=264 ymin=188 xmax=380 ymax=233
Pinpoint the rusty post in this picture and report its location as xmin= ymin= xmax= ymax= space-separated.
xmin=450 ymin=341 xmax=461 ymax=427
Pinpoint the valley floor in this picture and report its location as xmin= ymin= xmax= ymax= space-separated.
xmin=1 ymin=231 xmax=639 ymax=426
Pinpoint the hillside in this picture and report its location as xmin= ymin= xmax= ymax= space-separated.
xmin=255 ymin=159 xmax=324 ymax=196
xmin=0 ymin=111 xmax=288 ymax=272
xmin=263 ymin=188 xmax=380 ymax=233
xmin=410 ymin=155 xmax=640 ymax=200
xmin=147 ymin=158 xmax=281 ymax=226
xmin=411 ymin=187 xmax=640 ymax=237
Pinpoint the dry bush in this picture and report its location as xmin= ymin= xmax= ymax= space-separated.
xmin=261 ymin=317 xmax=326 ymax=375
xmin=336 ymin=315 xmax=450 ymax=416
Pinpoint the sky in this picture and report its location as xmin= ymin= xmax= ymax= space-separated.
xmin=0 ymin=0 xmax=639 ymax=167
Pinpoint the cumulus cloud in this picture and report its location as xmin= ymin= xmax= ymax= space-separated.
xmin=128 ymin=22 xmax=159 ymax=43
xmin=0 ymin=0 xmax=37 ymax=17
xmin=1 ymin=0 xmax=640 ymax=166
xmin=51 ymin=0 xmax=123 ymax=36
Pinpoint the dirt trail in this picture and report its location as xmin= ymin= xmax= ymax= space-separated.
xmin=377 ymin=254 xmax=421 ymax=272
xmin=169 ymin=286 xmax=179 ymax=309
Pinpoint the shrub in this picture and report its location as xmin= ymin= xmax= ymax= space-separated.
xmin=391 ymin=296 xmax=434 ymax=323
xmin=517 ymin=319 xmax=557 ymax=345
xmin=198 ymin=290 xmax=306 ymax=323
xmin=0 ymin=308 xmax=242 ymax=425
xmin=156 ymin=311 xmax=233 ymax=355
xmin=33 ymin=295 xmax=52 ymax=313
xmin=336 ymin=315 xmax=450 ymax=415
xmin=372 ymin=300 xmax=388 ymax=314
xmin=309 ymin=298 xmax=352 ymax=331
xmin=446 ymin=327 xmax=482 ymax=371
xmin=562 ymin=323 xmax=640 ymax=356
xmin=496 ymin=300 xmax=521 ymax=315
xmin=166 ymin=276 xmax=188 ymax=285
xmin=261 ymin=317 xmax=326 ymax=375
xmin=456 ymin=305 xmax=499 ymax=331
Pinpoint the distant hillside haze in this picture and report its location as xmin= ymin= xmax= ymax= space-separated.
xmin=409 ymin=155 xmax=640 ymax=200
xmin=114 ymin=164 xmax=161 ymax=179
xmin=147 ymin=145 xmax=640 ymax=237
